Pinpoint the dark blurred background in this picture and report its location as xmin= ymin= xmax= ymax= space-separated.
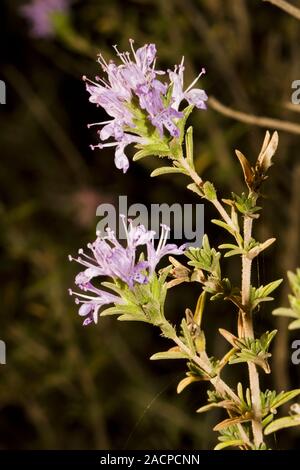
xmin=0 ymin=0 xmax=300 ymax=450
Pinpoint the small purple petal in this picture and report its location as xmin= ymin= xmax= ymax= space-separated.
xmin=114 ymin=145 xmax=129 ymax=173
xmin=136 ymin=44 xmax=157 ymax=71
xmin=83 ymin=317 xmax=93 ymax=326
xmin=185 ymin=89 xmax=208 ymax=109
xmin=79 ymin=303 xmax=93 ymax=317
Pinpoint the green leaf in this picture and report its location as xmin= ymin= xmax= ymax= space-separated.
xmin=262 ymin=414 xmax=274 ymax=429
xmin=133 ymin=142 xmax=171 ymax=161
xmin=187 ymin=183 xmax=203 ymax=197
xmin=250 ymin=279 xmax=283 ymax=310
xmin=212 ymin=219 xmax=236 ymax=237
xmin=264 ymin=416 xmax=300 ymax=435
xmin=228 ymin=331 xmax=277 ymax=373
xmin=288 ymin=269 xmax=300 ymax=297
xmin=273 ymin=307 xmax=298 ymax=319
xmin=150 ymin=166 xmax=186 ymax=177
xmin=100 ymin=305 xmax=142 ymax=317
xmin=260 ymin=330 xmax=277 ymax=350
xmin=203 ymin=233 xmax=210 ymax=252
xmin=272 ymin=269 xmax=300 ymax=329
xmin=185 ymin=126 xmax=194 ymax=168
xmin=289 ymin=319 xmax=300 ymax=330
xmin=214 ymin=440 xmax=244 ymax=450
xmin=117 ymin=313 xmax=150 ymax=322
xmin=164 ymin=83 xmax=174 ymax=107
xmin=224 ymin=249 xmax=243 ymax=258
xmin=181 ymin=318 xmax=196 ymax=354
xmin=193 ymin=291 xmax=206 ymax=328
xmin=230 ymin=191 xmax=261 ymax=216
xmin=185 ymin=235 xmax=221 ymax=277
xmin=150 ymin=350 xmax=188 ymax=360
xmin=177 ymin=105 xmax=194 ymax=144
xmin=100 ymin=281 xmax=137 ymax=303
xmin=261 ymin=279 xmax=283 ymax=297
xmin=159 ymin=265 xmax=172 ymax=285
xmin=203 ymin=181 xmax=217 ymax=201
xmin=219 ymin=243 xmax=240 ymax=250
xmin=271 ymin=389 xmax=300 ymax=409
xmin=100 ymin=281 xmax=124 ymax=297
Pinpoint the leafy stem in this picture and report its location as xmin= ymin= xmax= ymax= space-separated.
xmin=178 ymin=156 xmax=238 ymax=236
xmin=241 ymin=212 xmax=263 ymax=447
xmin=162 ymin=323 xmax=251 ymax=447
xmin=177 ymin=130 xmax=281 ymax=448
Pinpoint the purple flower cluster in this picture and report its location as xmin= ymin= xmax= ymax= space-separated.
xmin=20 ymin=0 xmax=70 ymax=38
xmin=85 ymin=40 xmax=207 ymax=173
xmin=69 ymin=216 xmax=185 ymax=326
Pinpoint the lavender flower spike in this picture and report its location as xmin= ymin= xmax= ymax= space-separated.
xmin=20 ymin=0 xmax=71 ymax=38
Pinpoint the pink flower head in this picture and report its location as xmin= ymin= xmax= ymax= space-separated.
xmin=69 ymin=216 xmax=185 ymax=325
xmin=84 ymin=40 xmax=207 ymax=172
xmin=21 ymin=0 xmax=71 ymax=38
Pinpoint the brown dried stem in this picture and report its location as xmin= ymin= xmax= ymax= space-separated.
xmin=209 ymin=96 xmax=300 ymax=136
xmin=263 ymin=0 xmax=300 ymax=21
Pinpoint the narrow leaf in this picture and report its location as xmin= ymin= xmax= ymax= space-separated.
xmin=214 ymin=440 xmax=244 ymax=450
xmin=150 ymin=350 xmax=188 ymax=361
xmin=185 ymin=126 xmax=194 ymax=168
xmin=150 ymin=166 xmax=186 ymax=177
xmin=187 ymin=183 xmax=203 ymax=197
xmin=264 ymin=415 xmax=300 ymax=435
xmin=177 ymin=376 xmax=200 ymax=394
xmin=117 ymin=314 xmax=149 ymax=322
xmin=235 ymin=150 xmax=253 ymax=188
xmin=212 ymin=219 xmax=235 ymax=236
xmin=213 ymin=416 xmax=251 ymax=432
xmin=289 ymin=319 xmax=300 ymax=330
xmin=219 ymin=328 xmax=238 ymax=347
xmin=272 ymin=389 xmax=300 ymax=409
xmin=194 ymin=291 xmax=206 ymax=327
xmin=273 ymin=308 xmax=298 ymax=318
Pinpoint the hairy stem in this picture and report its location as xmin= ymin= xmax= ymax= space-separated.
xmin=180 ymin=157 xmax=237 ymax=233
xmin=172 ymin=335 xmax=239 ymax=402
xmin=212 ymin=199 xmax=236 ymax=232
xmin=179 ymin=153 xmax=264 ymax=447
xmin=242 ymin=216 xmax=263 ymax=447
xmin=172 ymin=334 xmax=251 ymax=447
xmin=179 ymin=156 xmax=253 ymax=446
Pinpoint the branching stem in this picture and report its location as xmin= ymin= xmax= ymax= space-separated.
xmin=171 ymin=334 xmax=251 ymax=447
xmin=180 ymin=152 xmax=263 ymax=448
